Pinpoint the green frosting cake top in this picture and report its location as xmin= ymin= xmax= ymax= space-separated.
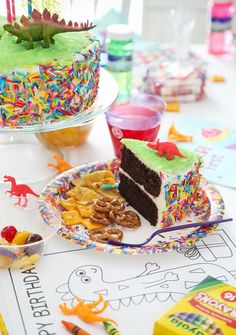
xmin=0 ymin=29 xmax=92 ymax=73
xmin=122 ymin=139 xmax=201 ymax=176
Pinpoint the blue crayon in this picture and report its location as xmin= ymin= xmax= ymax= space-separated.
xmin=186 ymin=313 xmax=197 ymax=323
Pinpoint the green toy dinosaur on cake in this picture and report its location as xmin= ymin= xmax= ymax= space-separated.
xmin=3 ymin=8 xmax=96 ymax=49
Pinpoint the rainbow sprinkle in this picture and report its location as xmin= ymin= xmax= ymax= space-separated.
xmin=0 ymin=38 xmax=100 ymax=128
xmin=162 ymin=160 xmax=203 ymax=227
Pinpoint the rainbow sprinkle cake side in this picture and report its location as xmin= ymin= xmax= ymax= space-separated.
xmin=0 ymin=25 xmax=100 ymax=127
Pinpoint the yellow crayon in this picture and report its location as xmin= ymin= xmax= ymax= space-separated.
xmin=166 ymin=102 xmax=181 ymax=112
xmin=211 ymin=75 xmax=225 ymax=83
xmin=0 ymin=313 xmax=9 ymax=335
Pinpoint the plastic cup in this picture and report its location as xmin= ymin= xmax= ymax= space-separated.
xmin=0 ymin=202 xmax=60 ymax=269
xmin=105 ymin=93 xmax=166 ymax=157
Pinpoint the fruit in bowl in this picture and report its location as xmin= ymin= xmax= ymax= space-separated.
xmin=0 ymin=204 xmax=61 ymax=269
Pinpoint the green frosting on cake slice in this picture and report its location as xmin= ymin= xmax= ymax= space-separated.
xmin=121 ymin=139 xmax=201 ymax=176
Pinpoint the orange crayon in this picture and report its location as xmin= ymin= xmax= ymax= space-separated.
xmin=61 ymin=320 xmax=91 ymax=335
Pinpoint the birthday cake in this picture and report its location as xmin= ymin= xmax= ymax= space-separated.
xmin=0 ymin=9 xmax=100 ymax=127
xmin=118 ymin=139 xmax=202 ymax=227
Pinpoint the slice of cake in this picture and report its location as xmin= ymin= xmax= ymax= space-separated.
xmin=118 ymin=139 xmax=202 ymax=227
xmin=0 ymin=9 xmax=100 ymax=127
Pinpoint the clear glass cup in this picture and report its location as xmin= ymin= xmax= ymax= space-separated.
xmin=105 ymin=93 xmax=166 ymax=158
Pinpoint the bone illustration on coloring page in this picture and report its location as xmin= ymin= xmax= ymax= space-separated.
xmin=56 ymin=262 xmax=236 ymax=311
xmin=177 ymin=229 xmax=236 ymax=262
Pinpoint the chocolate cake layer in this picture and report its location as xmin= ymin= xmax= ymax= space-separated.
xmin=120 ymin=146 xmax=162 ymax=197
xmin=119 ymin=173 xmax=158 ymax=226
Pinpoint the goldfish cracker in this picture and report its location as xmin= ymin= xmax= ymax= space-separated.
xmin=80 ymin=170 xmax=115 ymax=188
xmin=59 ymin=171 xmax=124 ymax=231
xmin=71 ymin=178 xmax=84 ymax=186
xmin=78 ymin=219 xmax=107 ymax=231
xmin=60 ymin=198 xmax=77 ymax=211
xmin=66 ymin=188 xmax=76 ymax=198
xmin=76 ymin=204 xmax=93 ymax=218
xmin=74 ymin=187 xmax=98 ymax=204
xmin=61 ymin=210 xmax=83 ymax=226
xmin=96 ymin=187 xmax=124 ymax=200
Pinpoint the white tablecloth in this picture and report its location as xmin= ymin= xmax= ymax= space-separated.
xmin=1 ymin=45 xmax=236 ymax=335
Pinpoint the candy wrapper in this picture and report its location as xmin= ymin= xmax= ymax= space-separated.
xmin=137 ymin=8 xmax=207 ymax=103
xmin=138 ymin=50 xmax=207 ymax=103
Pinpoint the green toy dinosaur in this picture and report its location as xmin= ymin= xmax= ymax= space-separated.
xmin=3 ymin=8 xmax=96 ymax=49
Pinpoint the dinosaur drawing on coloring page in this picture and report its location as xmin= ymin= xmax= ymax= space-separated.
xmin=56 ymin=262 xmax=236 ymax=310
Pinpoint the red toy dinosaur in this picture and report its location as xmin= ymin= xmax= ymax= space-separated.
xmin=147 ymin=139 xmax=186 ymax=160
xmin=4 ymin=175 xmax=39 ymax=208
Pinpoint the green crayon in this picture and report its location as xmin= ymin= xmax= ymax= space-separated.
xmin=192 ymin=315 xmax=204 ymax=327
xmin=103 ymin=322 xmax=122 ymax=335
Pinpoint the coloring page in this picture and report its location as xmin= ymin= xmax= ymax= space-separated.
xmin=1 ymin=223 xmax=236 ymax=335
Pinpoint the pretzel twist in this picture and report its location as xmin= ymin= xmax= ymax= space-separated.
xmin=89 ymin=228 xmax=123 ymax=243
xmin=90 ymin=212 xmax=110 ymax=225
xmin=113 ymin=210 xmax=141 ymax=228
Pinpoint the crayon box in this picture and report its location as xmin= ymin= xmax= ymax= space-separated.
xmin=153 ymin=276 xmax=236 ymax=335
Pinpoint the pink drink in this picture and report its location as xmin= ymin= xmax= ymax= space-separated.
xmin=106 ymin=104 xmax=163 ymax=158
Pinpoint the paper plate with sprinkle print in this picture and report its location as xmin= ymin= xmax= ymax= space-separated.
xmin=39 ymin=159 xmax=225 ymax=255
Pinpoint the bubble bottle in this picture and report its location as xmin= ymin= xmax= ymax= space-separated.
xmin=207 ymin=0 xmax=235 ymax=54
xmin=106 ymin=24 xmax=133 ymax=103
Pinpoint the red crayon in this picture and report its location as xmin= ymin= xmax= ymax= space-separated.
xmin=61 ymin=320 xmax=91 ymax=335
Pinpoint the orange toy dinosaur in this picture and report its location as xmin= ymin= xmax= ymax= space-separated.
xmin=4 ymin=175 xmax=39 ymax=208
xmin=48 ymin=154 xmax=72 ymax=173
xmin=147 ymin=139 xmax=186 ymax=160
xmin=59 ymin=294 xmax=118 ymax=326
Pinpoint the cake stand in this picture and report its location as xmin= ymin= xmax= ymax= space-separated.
xmin=0 ymin=68 xmax=118 ymax=191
